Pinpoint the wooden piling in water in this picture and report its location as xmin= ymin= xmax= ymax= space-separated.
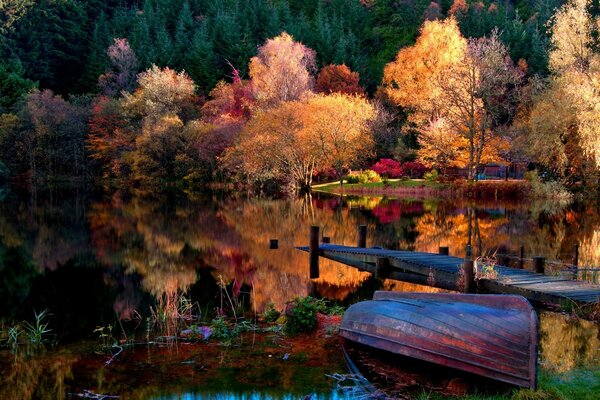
xmin=533 ymin=256 xmax=545 ymax=274
xmin=322 ymin=236 xmax=330 ymax=243
xmin=358 ymin=225 xmax=367 ymax=248
xmin=376 ymin=257 xmax=390 ymax=279
xmin=573 ymin=243 xmax=579 ymax=267
xmin=439 ymin=246 xmax=449 ymax=256
xmin=519 ymin=246 xmax=524 ymax=269
xmin=309 ymin=226 xmax=320 ymax=279
xmin=463 ymin=259 xmax=474 ymax=293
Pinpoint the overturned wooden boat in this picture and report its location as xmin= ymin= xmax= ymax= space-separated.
xmin=339 ymin=291 xmax=538 ymax=389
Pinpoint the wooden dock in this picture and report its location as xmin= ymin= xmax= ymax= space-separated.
xmin=297 ymin=243 xmax=600 ymax=306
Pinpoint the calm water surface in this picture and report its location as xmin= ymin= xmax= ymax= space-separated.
xmin=0 ymin=188 xmax=599 ymax=398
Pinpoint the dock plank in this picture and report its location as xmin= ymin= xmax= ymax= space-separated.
xmin=297 ymin=244 xmax=600 ymax=306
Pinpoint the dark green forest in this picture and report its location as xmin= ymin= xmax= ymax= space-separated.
xmin=1 ymin=0 xmax=554 ymax=99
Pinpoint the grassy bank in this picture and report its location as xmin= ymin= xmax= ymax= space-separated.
xmin=313 ymin=179 xmax=448 ymax=195
xmin=313 ymin=179 xmax=536 ymax=200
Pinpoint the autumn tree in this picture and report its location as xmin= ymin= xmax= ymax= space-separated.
xmin=224 ymin=93 xmax=375 ymax=192
xmin=547 ymin=0 xmax=600 ymax=171
xmin=98 ymin=38 xmax=140 ymax=96
xmin=249 ymin=32 xmax=316 ymax=109
xmin=303 ymin=93 xmax=376 ymax=181
xmin=382 ymin=19 xmax=522 ymax=179
xmin=315 ymin=64 xmax=365 ymax=96
xmin=382 ymin=18 xmax=466 ymax=123
xmin=517 ymin=0 xmax=600 ymax=189
xmin=422 ymin=2 xmax=442 ymax=22
xmin=17 ymin=89 xmax=89 ymax=183
xmin=87 ymin=95 xmax=131 ymax=179
xmin=417 ymin=118 xmax=469 ymax=175
xmin=202 ymin=68 xmax=254 ymax=124
xmin=123 ymin=66 xmax=201 ymax=186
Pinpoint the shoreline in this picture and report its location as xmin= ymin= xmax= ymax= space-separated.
xmin=312 ymin=179 xmax=533 ymax=200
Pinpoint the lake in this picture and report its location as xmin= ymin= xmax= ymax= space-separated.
xmin=0 ymin=188 xmax=599 ymax=398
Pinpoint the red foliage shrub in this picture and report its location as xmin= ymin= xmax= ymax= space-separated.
xmin=371 ymin=158 xmax=402 ymax=178
xmin=315 ymin=64 xmax=365 ymax=96
xmin=400 ymin=161 xmax=427 ymax=178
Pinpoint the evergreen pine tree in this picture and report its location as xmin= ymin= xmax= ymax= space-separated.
xmin=185 ymin=21 xmax=219 ymax=93
xmin=173 ymin=1 xmax=195 ymax=69
xmin=81 ymin=12 xmax=112 ymax=93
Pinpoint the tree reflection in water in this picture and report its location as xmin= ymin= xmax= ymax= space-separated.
xmin=0 ymin=189 xmax=599 ymax=382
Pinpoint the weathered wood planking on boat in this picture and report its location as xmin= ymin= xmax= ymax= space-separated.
xmin=339 ymin=292 xmax=538 ymax=389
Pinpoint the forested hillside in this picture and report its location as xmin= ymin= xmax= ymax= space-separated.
xmin=1 ymin=0 xmax=599 ymax=196
xmin=1 ymin=0 xmax=555 ymax=97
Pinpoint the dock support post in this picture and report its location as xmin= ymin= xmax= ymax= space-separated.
xmin=269 ymin=239 xmax=278 ymax=249
xmin=439 ymin=246 xmax=449 ymax=255
xmin=533 ymin=256 xmax=545 ymax=274
xmin=519 ymin=245 xmax=524 ymax=269
xmin=309 ymin=226 xmax=320 ymax=279
xmin=463 ymin=259 xmax=474 ymax=293
xmin=375 ymin=257 xmax=390 ymax=279
xmin=462 ymin=244 xmax=475 ymax=293
xmin=358 ymin=225 xmax=367 ymax=248
xmin=322 ymin=236 xmax=330 ymax=243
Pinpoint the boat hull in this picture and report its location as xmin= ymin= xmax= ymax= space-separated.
xmin=339 ymin=292 xmax=538 ymax=389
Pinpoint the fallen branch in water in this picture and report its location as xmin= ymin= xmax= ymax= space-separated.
xmin=69 ymin=389 xmax=119 ymax=399
xmin=105 ymin=345 xmax=123 ymax=365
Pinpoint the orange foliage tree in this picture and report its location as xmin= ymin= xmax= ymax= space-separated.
xmin=315 ymin=64 xmax=365 ymax=96
xmin=417 ymin=118 xmax=469 ymax=175
xmin=87 ymin=95 xmax=132 ymax=179
xmin=223 ymin=93 xmax=375 ymax=191
xmin=382 ymin=19 xmax=522 ymax=179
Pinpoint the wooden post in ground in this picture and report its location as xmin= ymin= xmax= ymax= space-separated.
xmin=533 ymin=256 xmax=545 ymax=274
xmin=375 ymin=257 xmax=390 ymax=279
xmin=309 ymin=226 xmax=320 ymax=279
xmin=519 ymin=246 xmax=525 ymax=269
xmin=322 ymin=236 xmax=330 ymax=243
xmin=439 ymin=246 xmax=449 ymax=256
xmin=269 ymin=239 xmax=278 ymax=249
xmin=358 ymin=225 xmax=367 ymax=248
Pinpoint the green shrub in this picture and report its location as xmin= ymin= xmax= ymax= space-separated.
xmin=284 ymin=296 xmax=319 ymax=336
xmin=345 ymin=174 xmax=360 ymax=184
xmin=525 ymin=170 xmax=572 ymax=201
xmin=424 ymin=169 xmax=439 ymax=182
xmin=210 ymin=316 xmax=233 ymax=341
xmin=261 ymin=302 xmax=281 ymax=323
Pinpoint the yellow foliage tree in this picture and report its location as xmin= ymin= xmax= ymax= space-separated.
xmin=547 ymin=0 xmax=600 ymax=170
xmin=382 ymin=18 xmax=466 ymax=122
xmin=417 ymin=118 xmax=469 ymax=175
xmin=224 ymin=93 xmax=375 ymax=191
xmin=249 ymin=32 xmax=316 ymax=110
xmin=382 ymin=19 xmax=521 ymax=179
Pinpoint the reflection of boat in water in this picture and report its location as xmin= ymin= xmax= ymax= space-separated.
xmin=339 ymin=291 xmax=538 ymax=389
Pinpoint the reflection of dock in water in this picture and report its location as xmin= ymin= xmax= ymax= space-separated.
xmin=297 ymin=242 xmax=600 ymax=307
